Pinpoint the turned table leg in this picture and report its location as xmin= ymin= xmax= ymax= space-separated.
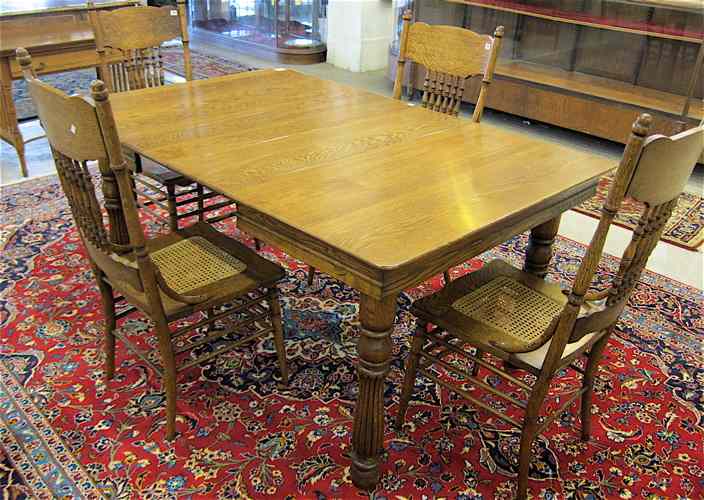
xmin=524 ymin=216 xmax=561 ymax=278
xmin=0 ymin=57 xmax=28 ymax=177
xmin=350 ymin=292 xmax=397 ymax=490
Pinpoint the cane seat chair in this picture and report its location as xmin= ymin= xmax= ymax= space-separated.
xmin=393 ymin=10 xmax=504 ymax=123
xmin=393 ymin=10 xmax=503 ymax=285
xmin=23 ymin=66 xmax=289 ymax=440
xmin=87 ymin=0 xmax=235 ymax=232
xmin=397 ymin=114 xmax=704 ymax=500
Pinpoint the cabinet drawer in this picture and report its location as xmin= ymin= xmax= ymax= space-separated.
xmin=9 ymin=47 xmax=123 ymax=79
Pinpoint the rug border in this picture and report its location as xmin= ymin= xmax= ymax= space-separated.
xmin=0 ymin=359 xmax=105 ymax=500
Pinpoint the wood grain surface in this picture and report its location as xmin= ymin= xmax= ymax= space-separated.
xmin=110 ymin=69 xmax=614 ymax=283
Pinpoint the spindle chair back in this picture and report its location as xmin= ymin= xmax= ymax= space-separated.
xmin=87 ymin=1 xmax=235 ymax=233
xmin=393 ymin=9 xmax=503 ymax=122
xmin=89 ymin=0 xmax=192 ymax=92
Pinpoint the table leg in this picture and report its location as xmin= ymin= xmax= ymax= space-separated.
xmin=350 ymin=292 xmax=397 ymax=490
xmin=0 ymin=57 xmax=28 ymax=177
xmin=524 ymin=216 xmax=561 ymax=278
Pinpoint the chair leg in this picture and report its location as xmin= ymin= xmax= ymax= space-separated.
xmin=17 ymin=143 xmax=28 ymax=178
xmin=517 ymin=422 xmax=535 ymax=500
xmin=267 ymin=288 xmax=289 ymax=385
xmin=166 ymin=184 xmax=178 ymax=232
xmin=581 ymin=334 xmax=610 ymax=441
xmin=196 ymin=184 xmax=205 ymax=222
xmin=307 ymin=266 xmax=315 ymax=286
xmin=97 ymin=277 xmax=116 ymax=380
xmin=517 ymin=378 xmax=549 ymax=500
xmin=396 ymin=321 xmax=427 ymax=428
xmin=472 ymin=349 xmax=483 ymax=376
xmin=204 ymin=307 xmax=216 ymax=333
xmin=443 ymin=270 xmax=451 ymax=284
xmin=154 ymin=318 xmax=178 ymax=440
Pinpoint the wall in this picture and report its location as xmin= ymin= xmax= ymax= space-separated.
xmin=326 ymin=0 xmax=395 ymax=72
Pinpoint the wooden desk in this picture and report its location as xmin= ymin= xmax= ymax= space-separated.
xmin=0 ymin=0 xmax=136 ymax=177
xmin=109 ymin=69 xmax=615 ymax=490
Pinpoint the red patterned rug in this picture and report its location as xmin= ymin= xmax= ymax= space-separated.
xmin=161 ymin=47 xmax=255 ymax=81
xmin=1 ymin=173 xmax=703 ymax=499
xmin=574 ymin=174 xmax=704 ymax=251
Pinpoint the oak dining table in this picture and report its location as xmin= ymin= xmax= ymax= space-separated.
xmin=107 ymin=68 xmax=615 ymax=490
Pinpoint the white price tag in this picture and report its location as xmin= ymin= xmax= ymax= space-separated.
xmin=485 ymin=42 xmax=491 ymax=50
xmin=69 ymin=124 xmax=77 ymax=135
xmin=170 ymin=9 xmax=178 ymax=16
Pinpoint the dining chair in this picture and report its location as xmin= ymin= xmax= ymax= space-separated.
xmin=87 ymin=0 xmax=235 ymax=232
xmin=397 ymin=114 xmax=704 ymax=500
xmin=393 ymin=10 xmax=504 ymax=123
xmin=22 ymin=66 xmax=289 ymax=440
xmin=393 ymin=10 xmax=503 ymax=285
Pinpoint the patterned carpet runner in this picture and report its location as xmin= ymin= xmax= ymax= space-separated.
xmin=1 ymin=173 xmax=702 ymax=499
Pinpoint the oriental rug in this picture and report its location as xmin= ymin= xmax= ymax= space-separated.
xmin=1 ymin=173 xmax=702 ymax=499
xmin=12 ymin=48 xmax=255 ymax=121
xmin=574 ymin=174 xmax=704 ymax=251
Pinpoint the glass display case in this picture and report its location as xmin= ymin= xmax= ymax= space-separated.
xmin=389 ymin=0 xmax=703 ymax=144
xmin=190 ymin=0 xmax=327 ymax=63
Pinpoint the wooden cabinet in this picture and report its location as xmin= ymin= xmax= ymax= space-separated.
xmin=388 ymin=0 xmax=703 ymax=144
xmin=0 ymin=0 xmax=138 ymax=177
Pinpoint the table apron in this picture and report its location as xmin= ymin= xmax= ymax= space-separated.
xmin=236 ymin=211 xmax=385 ymax=298
xmin=383 ymin=183 xmax=597 ymax=295
xmin=235 ymin=182 xmax=597 ymax=300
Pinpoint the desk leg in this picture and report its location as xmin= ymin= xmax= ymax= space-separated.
xmin=350 ymin=292 xmax=396 ymax=491
xmin=0 ymin=57 xmax=28 ymax=177
xmin=524 ymin=216 xmax=561 ymax=278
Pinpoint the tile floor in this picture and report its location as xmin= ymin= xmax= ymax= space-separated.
xmin=1 ymin=41 xmax=702 ymax=289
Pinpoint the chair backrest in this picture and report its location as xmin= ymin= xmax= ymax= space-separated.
xmin=88 ymin=0 xmax=192 ymax=93
xmin=392 ymin=10 xmax=503 ymax=122
xmin=17 ymin=48 xmax=163 ymax=302
xmin=542 ymin=114 xmax=704 ymax=376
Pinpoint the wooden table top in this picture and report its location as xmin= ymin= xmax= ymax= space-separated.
xmin=110 ymin=69 xmax=615 ymax=272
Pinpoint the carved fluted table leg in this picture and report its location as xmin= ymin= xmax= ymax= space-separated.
xmin=524 ymin=216 xmax=561 ymax=278
xmin=350 ymin=292 xmax=397 ymax=490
